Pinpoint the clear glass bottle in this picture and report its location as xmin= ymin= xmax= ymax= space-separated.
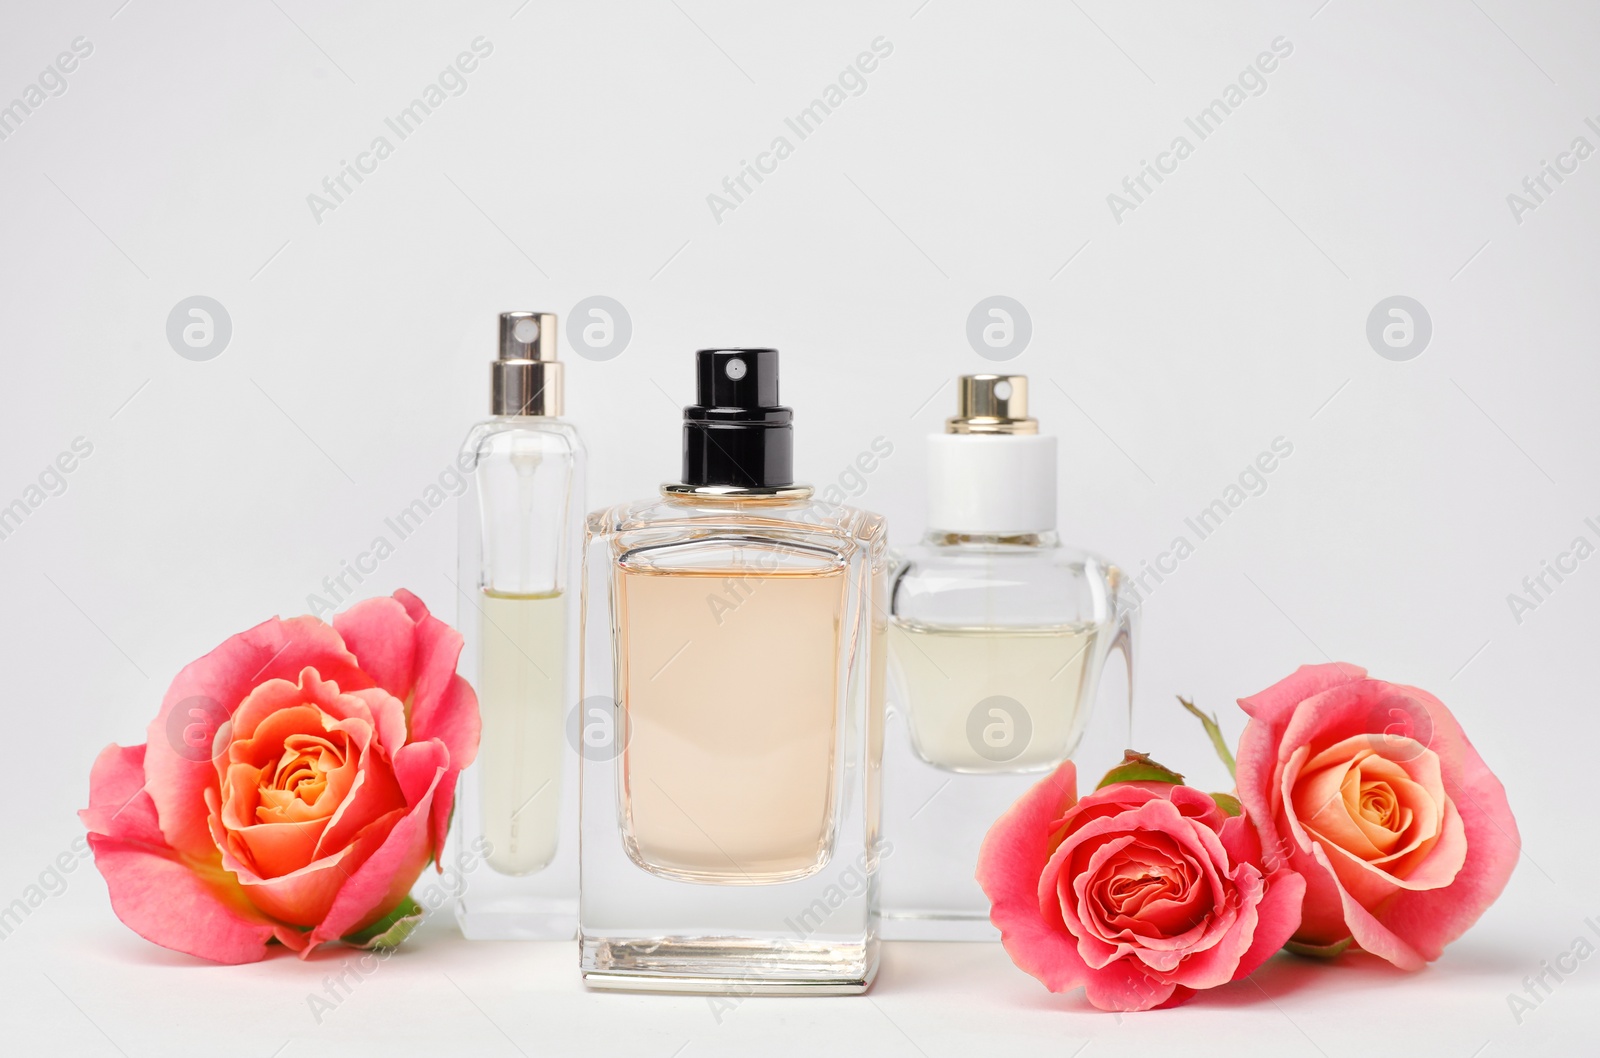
xmin=880 ymin=375 xmax=1134 ymax=940
xmin=451 ymin=312 xmax=586 ymax=939
xmin=580 ymin=349 xmax=888 ymax=994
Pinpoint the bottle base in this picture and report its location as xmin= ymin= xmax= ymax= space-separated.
xmin=456 ymin=906 xmax=578 ymax=941
xmin=877 ymin=911 xmax=999 ymax=942
xmin=579 ymin=936 xmax=878 ymax=994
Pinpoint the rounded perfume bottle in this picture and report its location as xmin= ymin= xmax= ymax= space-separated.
xmin=880 ymin=375 xmax=1133 ymax=940
xmin=891 ymin=533 xmax=1122 ymax=774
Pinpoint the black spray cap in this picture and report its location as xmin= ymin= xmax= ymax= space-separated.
xmin=681 ymin=349 xmax=794 ymax=488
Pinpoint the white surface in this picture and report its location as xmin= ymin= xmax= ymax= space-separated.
xmin=3 ymin=0 xmax=1598 ymax=1054
xmin=3 ymin=902 xmax=1593 ymax=1056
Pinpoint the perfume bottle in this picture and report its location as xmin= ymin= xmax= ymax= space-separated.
xmin=451 ymin=311 xmax=586 ymax=938
xmin=880 ymin=374 xmax=1133 ymax=940
xmin=580 ymin=349 xmax=888 ymax=994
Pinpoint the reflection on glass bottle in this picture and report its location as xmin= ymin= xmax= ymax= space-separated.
xmin=581 ymin=349 xmax=887 ymax=994
xmin=881 ymin=374 xmax=1133 ymax=940
xmin=452 ymin=312 xmax=585 ymax=938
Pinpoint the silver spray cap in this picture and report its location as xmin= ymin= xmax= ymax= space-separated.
xmin=491 ymin=311 xmax=563 ymax=416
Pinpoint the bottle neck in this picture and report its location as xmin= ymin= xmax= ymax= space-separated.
xmin=921 ymin=529 xmax=1059 ymax=549
xmin=660 ymin=483 xmax=814 ymax=507
xmin=492 ymin=360 xmax=562 ymax=416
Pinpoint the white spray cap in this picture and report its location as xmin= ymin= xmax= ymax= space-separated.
xmin=926 ymin=375 xmax=1057 ymax=535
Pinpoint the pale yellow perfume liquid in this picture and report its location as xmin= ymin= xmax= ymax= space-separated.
xmin=889 ymin=620 xmax=1097 ymax=773
xmin=617 ymin=563 xmax=846 ymax=882
xmin=477 ymin=589 xmax=566 ymax=875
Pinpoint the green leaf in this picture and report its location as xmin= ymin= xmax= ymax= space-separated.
xmin=1285 ymin=936 xmax=1353 ymax=959
xmin=342 ymin=896 xmax=425 ymax=951
xmin=1096 ymin=750 xmax=1184 ymax=789
xmin=1210 ymin=792 xmax=1243 ymax=817
xmin=1177 ymin=696 xmax=1237 ymax=780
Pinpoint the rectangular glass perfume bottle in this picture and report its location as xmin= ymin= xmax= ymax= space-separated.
xmin=580 ymin=349 xmax=888 ymax=993
xmin=451 ymin=312 xmax=585 ymax=938
xmin=881 ymin=375 xmax=1134 ymax=940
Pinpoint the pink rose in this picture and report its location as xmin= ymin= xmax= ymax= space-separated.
xmin=976 ymin=760 xmax=1304 ymax=1011
xmin=1236 ymin=663 xmax=1518 ymax=968
xmin=79 ymin=590 xmax=479 ymax=963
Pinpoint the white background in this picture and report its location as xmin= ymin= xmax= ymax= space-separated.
xmin=2 ymin=1 xmax=1596 ymax=1054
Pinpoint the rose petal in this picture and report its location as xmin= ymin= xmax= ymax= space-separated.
xmin=1081 ymin=953 xmax=1178 ymax=1012
xmin=80 ymin=743 xmax=304 ymax=964
xmin=1308 ymin=837 xmax=1427 ymax=969
xmin=314 ymin=749 xmax=407 ymax=859
xmin=1359 ymin=688 xmax=1519 ymax=962
xmin=231 ymin=815 xmax=329 ymax=881
xmin=1218 ymin=815 xmax=1305 ymax=983
xmin=1067 ymin=834 xmax=1210 ymax=962
xmin=303 ymin=740 xmax=450 ymax=949
xmin=389 ymin=592 xmax=478 ymax=756
xmin=1162 ymin=863 xmax=1261 ymax=990
xmin=218 ymin=814 xmax=391 ymax=929
xmin=80 ymin=743 xmax=150 ymax=838
xmin=1268 ymin=741 xmax=1354 ymax=945
xmin=349 ymin=687 xmax=409 ymax=760
xmin=84 ymin=831 xmax=308 ymax=963
xmin=335 ymin=591 xmax=478 ymax=864
xmin=1053 ymin=801 xmax=1232 ymax=972
xmin=1298 ymin=740 xmax=1444 ymax=866
xmin=975 ymin=761 xmax=1094 ymax=994
xmin=331 ymin=596 xmax=418 ymax=706
xmin=1059 ymin=833 xmax=1144 ymax=968
xmin=143 ymin=616 xmax=370 ymax=861
xmin=1237 ymin=662 xmax=1366 ymax=724
xmin=1236 ymin=672 xmax=1516 ymax=966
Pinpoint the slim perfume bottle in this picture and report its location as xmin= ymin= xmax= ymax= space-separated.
xmin=452 ymin=311 xmax=586 ymax=938
xmin=580 ymin=349 xmax=888 ymax=994
xmin=880 ymin=374 xmax=1134 ymax=940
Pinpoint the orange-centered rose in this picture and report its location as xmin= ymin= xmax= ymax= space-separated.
xmin=80 ymin=590 xmax=479 ymax=962
xmin=1236 ymin=663 xmax=1517 ymax=968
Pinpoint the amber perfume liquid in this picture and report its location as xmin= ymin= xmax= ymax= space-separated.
xmin=618 ymin=564 xmax=844 ymax=882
